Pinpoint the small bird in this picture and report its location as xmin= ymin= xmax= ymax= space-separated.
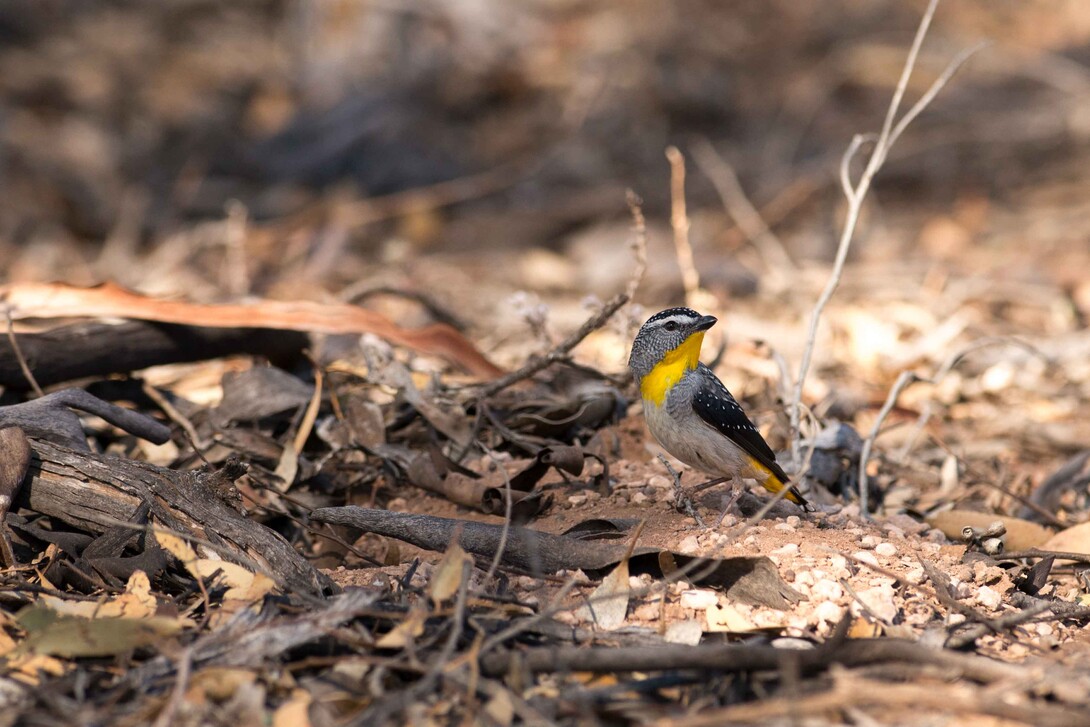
xmin=628 ymin=307 xmax=808 ymax=509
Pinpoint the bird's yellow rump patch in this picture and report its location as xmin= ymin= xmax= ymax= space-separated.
xmin=747 ymin=457 xmax=804 ymax=505
xmin=639 ymin=331 xmax=706 ymax=406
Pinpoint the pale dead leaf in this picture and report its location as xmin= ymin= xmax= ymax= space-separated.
xmin=375 ymin=606 xmax=427 ymax=649
xmin=155 ymin=529 xmax=198 ymax=564
xmin=577 ymin=559 xmax=629 ymax=630
xmin=39 ymin=570 xmax=158 ymax=620
xmin=17 ymin=606 xmax=185 ymax=657
xmin=483 ymin=687 xmax=515 ymax=726
xmin=429 ymin=541 xmax=472 ymax=607
xmin=273 ymin=689 xmax=313 ymax=727
xmin=1042 ymin=521 xmax=1090 ymax=554
xmin=188 ymin=667 xmax=258 ymax=702
xmin=705 ymin=603 xmax=756 ymax=633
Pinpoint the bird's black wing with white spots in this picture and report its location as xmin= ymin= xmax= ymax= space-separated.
xmin=690 ymin=364 xmax=791 ymax=484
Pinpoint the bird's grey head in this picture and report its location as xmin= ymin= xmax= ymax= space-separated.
xmin=627 ymin=307 xmax=718 ymax=379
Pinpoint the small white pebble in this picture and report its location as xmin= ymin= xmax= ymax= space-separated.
xmin=859 ymin=535 xmax=880 ymax=549
xmin=852 ymin=584 xmax=898 ymax=623
xmin=875 ymin=542 xmax=897 ymax=557
xmin=774 ymin=522 xmax=796 ymax=533
xmin=1036 ymin=623 xmax=1053 ymax=637
xmin=976 ymin=585 xmax=1002 ymax=610
xmin=920 ymin=542 xmax=942 ymax=555
xmin=812 ymin=600 xmax=844 ymax=625
xmin=771 ymin=637 xmax=814 ymax=650
xmin=743 ymin=535 xmax=757 ymax=546
xmin=811 ymin=579 xmax=844 ymax=602
xmin=785 ymin=515 xmax=801 ymax=528
xmin=631 ymin=492 xmax=650 ymax=505
xmin=946 ymin=613 xmax=966 ymax=627
xmin=903 ymin=566 xmax=926 ymax=585
xmin=647 ymin=475 xmax=672 ymax=490
xmin=852 ymin=551 xmax=879 ymax=567
xmin=926 ymin=529 xmax=948 ymax=543
xmin=680 ymin=589 xmax=719 ymax=610
xmin=568 ymin=494 xmax=588 ymax=506
xmin=678 ymin=535 xmax=701 ymax=553
xmin=771 ymin=543 xmax=799 ymax=556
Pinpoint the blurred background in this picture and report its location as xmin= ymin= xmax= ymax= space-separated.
xmin=3 ymin=0 xmax=1090 ymax=380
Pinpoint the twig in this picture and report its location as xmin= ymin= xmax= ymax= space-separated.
xmin=665 ymin=146 xmax=701 ymax=305
xmin=478 ymin=197 xmax=648 ymax=399
xmin=4 ymin=309 xmax=43 ymax=398
xmin=624 ymin=190 xmax=649 ymax=303
xmin=690 ymin=137 xmax=796 ymax=273
xmin=858 ymin=337 xmax=1050 ymax=515
xmin=789 ymin=0 xmax=982 ymax=466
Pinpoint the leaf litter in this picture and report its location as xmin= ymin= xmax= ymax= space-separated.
xmin=2 ymin=2 xmax=1090 ymax=726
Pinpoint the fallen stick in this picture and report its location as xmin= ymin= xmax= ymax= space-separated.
xmin=19 ymin=439 xmax=332 ymax=596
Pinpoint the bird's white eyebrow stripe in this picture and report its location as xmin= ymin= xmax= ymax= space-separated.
xmin=651 ymin=313 xmax=698 ymax=328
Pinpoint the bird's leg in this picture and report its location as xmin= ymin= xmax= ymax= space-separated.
xmin=715 ymin=482 xmax=745 ymax=527
xmin=656 ymin=454 xmax=706 ymax=528
xmin=689 ymin=476 xmax=729 ymax=495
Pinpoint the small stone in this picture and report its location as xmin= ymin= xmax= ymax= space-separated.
xmin=774 ymin=522 xmax=795 ymax=533
xmin=926 ymin=529 xmax=948 ymax=543
xmin=920 ymin=542 xmax=942 ymax=555
xmin=785 ymin=515 xmax=802 ymax=528
xmin=647 ymin=475 xmax=672 ymax=490
xmin=976 ymin=585 xmax=1002 ymax=610
xmin=812 ymin=600 xmax=844 ymax=625
xmin=881 ymin=523 xmax=906 ymax=540
xmin=719 ymin=514 xmax=739 ymax=527
xmin=903 ymin=566 xmax=925 ymax=585
xmin=771 ymin=543 xmax=799 ymax=556
xmin=678 ymin=535 xmax=701 ymax=553
xmin=680 ymin=589 xmax=719 ymax=610
xmin=742 ymin=535 xmax=757 ymax=546
xmin=875 ymin=542 xmax=897 ymax=557
xmin=631 ymin=492 xmax=650 ymax=505
xmin=568 ymin=494 xmax=588 ymax=506
xmin=885 ymin=513 xmax=930 ymax=535
xmin=945 ymin=613 xmax=966 ymax=627
xmin=852 ymin=551 xmax=879 ymax=567
xmin=585 ymin=491 xmax=601 ymax=502
xmin=632 ymin=601 xmax=660 ymax=621
xmin=811 ymin=579 xmax=844 ymax=602
xmin=770 ymin=637 xmax=814 ymax=650
xmin=1035 ymin=623 xmax=1053 ymax=637
xmin=859 ymin=535 xmax=880 ymax=549
xmin=851 ymin=584 xmax=898 ymax=623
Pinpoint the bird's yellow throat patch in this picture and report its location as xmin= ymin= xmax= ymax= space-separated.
xmin=639 ymin=331 xmax=706 ymax=406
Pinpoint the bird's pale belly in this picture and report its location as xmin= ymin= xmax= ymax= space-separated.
xmin=642 ymin=400 xmax=761 ymax=481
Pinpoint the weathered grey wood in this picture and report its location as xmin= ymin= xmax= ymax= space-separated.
xmin=19 ymin=439 xmax=332 ymax=595
xmin=0 ymin=320 xmax=308 ymax=390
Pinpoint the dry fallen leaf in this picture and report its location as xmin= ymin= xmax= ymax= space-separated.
xmin=16 ymin=607 xmax=185 ymax=658
xmin=0 ymin=282 xmax=503 ymax=378
xmin=375 ymin=606 xmax=428 ymax=649
xmin=272 ymin=688 xmax=313 ymax=727
xmin=429 ymin=540 xmax=473 ymax=607
xmin=577 ymin=559 xmax=630 ymax=630
xmin=1041 ymin=522 xmax=1090 ymax=554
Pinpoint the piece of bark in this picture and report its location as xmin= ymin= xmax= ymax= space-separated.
xmin=18 ymin=439 xmax=332 ymax=595
xmin=311 ymin=507 xmax=802 ymax=608
xmin=0 ymin=319 xmax=309 ymax=390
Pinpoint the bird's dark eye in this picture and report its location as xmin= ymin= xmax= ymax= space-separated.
xmin=663 ymin=321 xmax=678 ymax=332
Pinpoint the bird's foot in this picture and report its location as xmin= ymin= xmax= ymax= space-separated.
xmin=714 ymin=485 xmax=745 ymax=527
xmin=656 ymin=454 xmax=706 ymax=528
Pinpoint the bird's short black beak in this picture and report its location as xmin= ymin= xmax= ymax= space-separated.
xmin=694 ymin=315 xmax=717 ymax=332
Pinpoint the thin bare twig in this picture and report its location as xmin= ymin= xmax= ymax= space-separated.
xmin=665 ymin=146 xmax=701 ymax=305
xmin=789 ymin=0 xmax=983 ymax=474
xmin=477 ymin=195 xmax=648 ymax=398
xmin=690 ymin=137 xmax=795 ymax=273
xmin=4 ymin=309 xmax=43 ymax=398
